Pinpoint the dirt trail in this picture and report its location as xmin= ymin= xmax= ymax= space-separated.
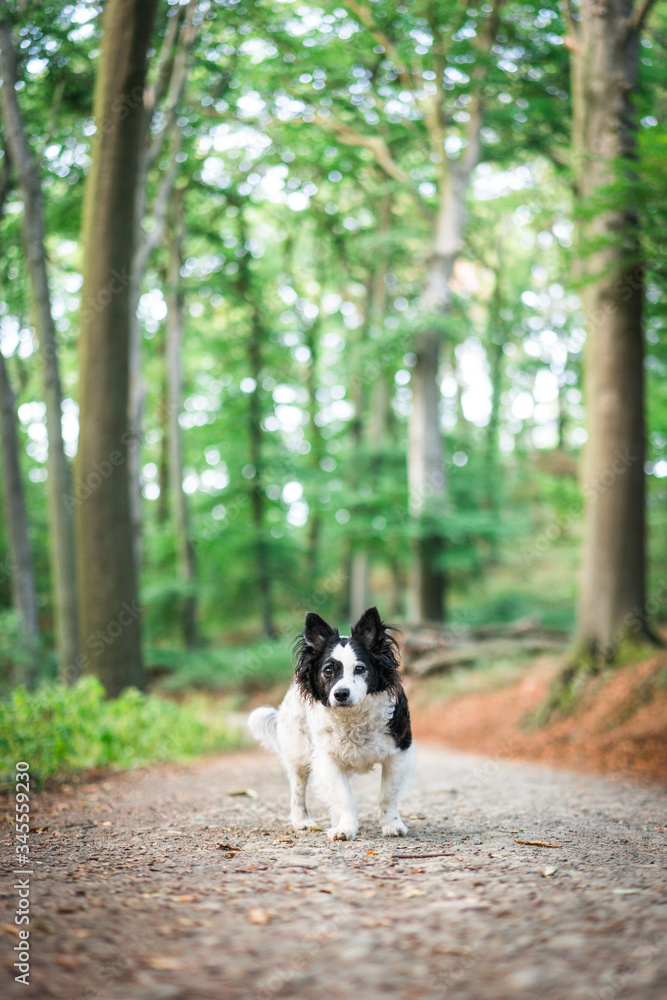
xmin=2 ymin=745 xmax=666 ymax=1000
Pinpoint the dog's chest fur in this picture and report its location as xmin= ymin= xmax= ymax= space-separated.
xmin=309 ymin=690 xmax=397 ymax=772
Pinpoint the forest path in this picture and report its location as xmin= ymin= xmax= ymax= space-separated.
xmin=3 ymin=744 xmax=667 ymax=1000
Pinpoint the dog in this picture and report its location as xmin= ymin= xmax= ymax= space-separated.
xmin=248 ymin=606 xmax=414 ymax=842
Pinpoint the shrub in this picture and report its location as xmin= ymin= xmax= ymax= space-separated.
xmin=0 ymin=676 xmax=242 ymax=788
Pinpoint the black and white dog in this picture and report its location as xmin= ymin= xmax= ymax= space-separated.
xmin=248 ymin=607 xmax=414 ymax=842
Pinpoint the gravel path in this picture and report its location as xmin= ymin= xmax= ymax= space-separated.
xmin=2 ymin=744 xmax=666 ymax=1000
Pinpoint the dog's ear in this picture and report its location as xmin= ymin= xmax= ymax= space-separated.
xmin=302 ymin=612 xmax=336 ymax=652
xmin=352 ymin=607 xmax=401 ymax=693
xmin=294 ymin=613 xmax=337 ymax=704
xmin=351 ymin=606 xmax=384 ymax=650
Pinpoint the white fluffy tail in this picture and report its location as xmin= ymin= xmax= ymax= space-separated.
xmin=248 ymin=706 xmax=279 ymax=752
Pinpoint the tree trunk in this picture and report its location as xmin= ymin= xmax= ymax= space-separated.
xmin=127 ymin=1 xmax=199 ymax=570
xmin=304 ymin=309 xmax=323 ymax=580
xmin=238 ymin=214 xmax=275 ymax=639
xmin=156 ymin=354 xmax=170 ymax=527
xmin=165 ymin=195 xmax=199 ymax=649
xmin=347 ymin=191 xmax=391 ymax=618
xmin=569 ymin=0 xmax=655 ymax=660
xmin=76 ymin=0 xmax=158 ymax=696
xmin=407 ymin=191 xmax=456 ymax=622
xmin=0 ymin=20 xmax=80 ymax=681
xmin=407 ymin=37 xmax=494 ymax=623
xmin=0 ymin=352 xmax=39 ymax=662
xmin=349 ymin=550 xmax=369 ymax=622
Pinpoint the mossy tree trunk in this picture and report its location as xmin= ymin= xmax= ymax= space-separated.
xmin=567 ymin=0 xmax=659 ymax=662
xmin=0 ymin=18 xmax=80 ymax=681
xmin=76 ymin=0 xmax=158 ymax=696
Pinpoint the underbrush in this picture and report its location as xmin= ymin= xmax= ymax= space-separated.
xmin=0 ymin=676 xmax=243 ymax=789
xmin=148 ymin=638 xmax=294 ymax=693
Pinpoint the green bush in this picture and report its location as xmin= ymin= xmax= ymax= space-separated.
xmin=149 ymin=638 xmax=295 ymax=692
xmin=0 ymin=676 xmax=242 ymax=788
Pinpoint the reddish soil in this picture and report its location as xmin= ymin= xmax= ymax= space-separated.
xmin=408 ymin=652 xmax=667 ymax=786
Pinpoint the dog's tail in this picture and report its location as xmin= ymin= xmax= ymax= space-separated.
xmin=248 ymin=706 xmax=279 ymax=753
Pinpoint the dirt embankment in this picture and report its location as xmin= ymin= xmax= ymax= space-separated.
xmin=407 ymin=653 xmax=667 ymax=785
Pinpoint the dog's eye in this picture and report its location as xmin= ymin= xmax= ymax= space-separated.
xmin=354 ymin=665 xmax=364 ymax=675
xmin=323 ymin=665 xmax=333 ymax=677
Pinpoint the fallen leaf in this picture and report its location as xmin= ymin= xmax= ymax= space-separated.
xmin=228 ymin=789 xmax=257 ymax=798
xmin=145 ymin=956 xmax=183 ymax=970
xmin=308 ymin=825 xmax=324 ymax=832
xmin=223 ymin=852 xmax=238 ymax=858
xmin=274 ymin=839 xmax=294 ymax=844
xmin=247 ymin=908 xmax=272 ymax=925
xmin=541 ymin=866 xmax=558 ymax=877
xmin=215 ymin=843 xmax=242 ymax=850
xmin=366 ymin=850 xmax=378 ymax=855
xmin=514 ymin=840 xmax=561 ymax=848
xmin=170 ymin=895 xmax=197 ymax=903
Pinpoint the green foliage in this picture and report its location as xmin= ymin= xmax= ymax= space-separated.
xmin=147 ymin=638 xmax=295 ymax=692
xmin=0 ymin=676 xmax=242 ymax=788
xmin=0 ymin=0 xmax=665 ymax=689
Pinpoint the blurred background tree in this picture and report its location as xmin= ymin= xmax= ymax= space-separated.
xmin=0 ymin=0 xmax=665 ymax=705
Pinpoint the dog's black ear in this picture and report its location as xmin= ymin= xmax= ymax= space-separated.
xmin=352 ymin=607 xmax=401 ymax=693
xmin=351 ymin=606 xmax=385 ymax=650
xmin=302 ymin=612 xmax=336 ymax=652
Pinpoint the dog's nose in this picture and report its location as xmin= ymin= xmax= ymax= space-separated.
xmin=334 ymin=688 xmax=350 ymax=702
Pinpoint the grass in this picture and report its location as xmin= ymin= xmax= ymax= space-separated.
xmin=0 ymin=676 xmax=244 ymax=789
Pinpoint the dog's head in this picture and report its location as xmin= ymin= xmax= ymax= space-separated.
xmin=294 ymin=606 xmax=401 ymax=708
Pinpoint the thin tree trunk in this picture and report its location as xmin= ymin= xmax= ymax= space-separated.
xmin=304 ymin=310 xmax=323 ymax=580
xmin=0 ymin=352 xmax=39 ymax=665
xmin=128 ymin=1 xmax=199 ymax=570
xmin=165 ymin=193 xmax=199 ymax=649
xmin=76 ymin=0 xmax=158 ymax=696
xmin=238 ymin=213 xmax=275 ymax=639
xmin=0 ymin=19 xmax=80 ymax=681
xmin=568 ymin=0 xmax=656 ymax=660
xmin=156 ymin=353 xmax=170 ymax=527
xmin=349 ymin=550 xmax=369 ymax=622
xmin=347 ymin=191 xmax=392 ymax=618
xmin=407 ymin=5 xmax=501 ymax=623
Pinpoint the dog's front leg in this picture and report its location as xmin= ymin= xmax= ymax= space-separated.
xmin=311 ymin=753 xmax=358 ymax=842
xmin=286 ymin=765 xmax=311 ymax=829
xmin=378 ymin=746 xmax=414 ymax=836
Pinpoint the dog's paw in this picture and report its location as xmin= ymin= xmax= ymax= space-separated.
xmin=327 ymin=825 xmax=358 ymax=842
xmin=381 ymin=817 xmax=408 ymax=837
xmin=290 ymin=813 xmax=311 ymax=830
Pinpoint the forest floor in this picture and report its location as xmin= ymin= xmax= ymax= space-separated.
xmin=407 ymin=651 xmax=667 ymax=786
xmin=2 ymin=742 xmax=667 ymax=1000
